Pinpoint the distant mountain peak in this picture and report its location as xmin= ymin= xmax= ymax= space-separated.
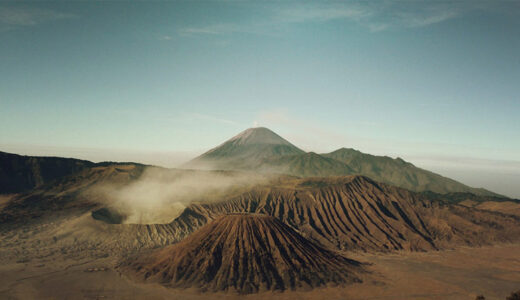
xmin=226 ymin=127 xmax=293 ymax=146
xmin=183 ymin=129 xmax=500 ymax=197
xmin=184 ymin=127 xmax=304 ymax=169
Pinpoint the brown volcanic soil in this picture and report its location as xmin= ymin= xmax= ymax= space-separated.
xmin=172 ymin=176 xmax=520 ymax=252
xmin=459 ymin=199 xmax=520 ymax=217
xmin=2 ymin=168 xmax=520 ymax=299
xmin=0 ymin=166 xmax=287 ymax=263
xmin=2 ymin=171 xmax=519 ymax=263
xmin=121 ymin=214 xmax=363 ymax=294
xmin=0 ymin=164 xmax=146 ymax=225
xmin=2 ymin=244 xmax=520 ymax=299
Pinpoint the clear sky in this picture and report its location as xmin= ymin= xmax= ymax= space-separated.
xmin=1 ymin=1 xmax=519 ymax=197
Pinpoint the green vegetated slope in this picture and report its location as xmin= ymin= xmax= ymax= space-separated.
xmin=186 ymin=127 xmax=500 ymax=197
xmin=322 ymin=148 xmax=500 ymax=196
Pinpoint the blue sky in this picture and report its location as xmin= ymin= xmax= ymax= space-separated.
xmin=0 ymin=1 xmax=519 ymax=197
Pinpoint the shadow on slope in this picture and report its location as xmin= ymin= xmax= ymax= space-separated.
xmin=120 ymin=213 xmax=364 ymax=294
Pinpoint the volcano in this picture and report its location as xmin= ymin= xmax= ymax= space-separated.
xmin=184 ymin=127 xmax=305 ymax=170
xmin=122 ymin=214 xmax=363 ymax=294
xmin=183 ymin=127 xmax=500 ymax=196
xmin=170 ymin=176 xmax=520 ymax=252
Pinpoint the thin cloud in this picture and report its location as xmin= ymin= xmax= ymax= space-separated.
xmin=255 ymin=109 xmax=355 ymax=152
xmin=177 ymin=4 xmax=372 ymax=36
xmin=178 ymin=1 xmax=480 ymax=36
xmin=0 ymin=6 xmax=76 ymax=29
xmin=158 ymin=35 xmax=172 ymax=41
xmin=279 ymin=1 xmax=464 ymax=32
xmin=188 ymin=113 xmax=239 ymax=126
xmin=178 ymin=23 xmax=254 ymax=36
xmin=276 ymin=4 xmax=372 ymax=23
xmin=367 ymin=23 xmax=389 ymax=32
xmin=390 ymin=4 xmax=462 ymax=29
xmin=401 ymin=11 xmax=459 ymax=28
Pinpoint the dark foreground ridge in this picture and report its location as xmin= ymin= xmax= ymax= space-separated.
xmin=121 ymin=213 xmax=363 ymax=294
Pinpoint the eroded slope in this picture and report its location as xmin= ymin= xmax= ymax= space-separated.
xmin=172 ymin=176 xmax=520 ymax=251
xmin=122 ymin=214 xmax=363 ymax=293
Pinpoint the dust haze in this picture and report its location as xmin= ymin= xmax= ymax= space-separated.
xmin=89 ymin=167 xmax=268 ymax=224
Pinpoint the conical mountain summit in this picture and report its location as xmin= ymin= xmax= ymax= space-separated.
xmin=185 ymin=127 xmax=304 ymax=170
xmin=224 ymin=127 xmax=295 ymax=146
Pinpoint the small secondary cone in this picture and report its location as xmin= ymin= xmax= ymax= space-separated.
xmin=121 ymin=213 xmax=363 ymax=294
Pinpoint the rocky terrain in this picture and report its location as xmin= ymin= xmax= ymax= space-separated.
xmin=1 ymin=135 xmax=519 ymax=298
xmin=172 ymin=176 xmax=520 ymax=252
xmin=121 ymin=214 xmax=363 ymax=294
xmin=1 ymin=165 xmax=519 ymax=265
xmin=0 ymin=165 xmax=276 ymax=262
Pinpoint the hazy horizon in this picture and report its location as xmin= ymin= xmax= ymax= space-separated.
xmin=1 ymin=1 xmax=519 ymax=197
xmin=2 ymin=125 xmax=520 ymax=199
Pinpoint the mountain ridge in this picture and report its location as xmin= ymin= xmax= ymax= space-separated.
xmin=184 ymin=128 xmax=501 ymax=197
xmin=0 ymin=151 xmax=95 ymax=194
xmin=322 ymin=147 xmax=500 ymax=197
xmin=0 ymin=151 xmax=147 ymax=194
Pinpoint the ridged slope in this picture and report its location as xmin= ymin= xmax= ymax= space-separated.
xmin=122 ymin=214 xmax=362 ymax=293
xmin=172 ymin=176 xmax=520 ymax=252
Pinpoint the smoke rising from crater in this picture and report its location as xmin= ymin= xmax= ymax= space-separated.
xmin=91 ymin=167 xmax=270 ymax=224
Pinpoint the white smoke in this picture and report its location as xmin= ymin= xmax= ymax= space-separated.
xmin=90 ymin=167 xmax=270 ymax=224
